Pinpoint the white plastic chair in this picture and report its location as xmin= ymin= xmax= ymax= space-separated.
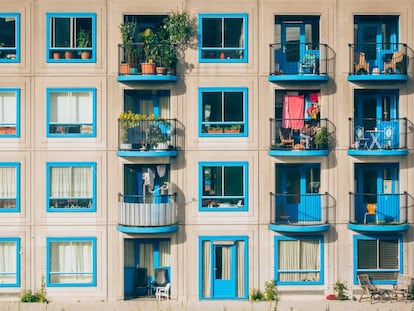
xmin=155 ymin=283 xmax=171 ymax=300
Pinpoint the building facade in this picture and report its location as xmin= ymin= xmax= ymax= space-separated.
xmin=0 ymin=0 xmax=413 ymax=304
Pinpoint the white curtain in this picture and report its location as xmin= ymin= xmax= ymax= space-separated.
xmin=50 ymin=166 xmax=92 ymax=198
xmin=221 ymin=246 xmax=231 ymax=280
xmin=159 ymin=96 xmax=170 ymax=119
xmin=202 ymin=241 xmax=211 ymax=298
xmin=159 ymin=240 xmax=170 ymax=267
xmin=279 ymin=240 xmax=319 ymax=282
xmin=139 ymin=99 xmax=153 ymax=116
xmin=124 ymin=240 xmax=134 ymax=267
xmin=50 ymin=241 xmax=92 ymax=283
xmin=0 ymin=242 xmax=16 ymax=284
xmin=50 ymin=92 xmax=92 ymax=124
xmin=0 ymin=92 xmax=16 ymax=124
xmin=139 ymin=243 xmax=154 ymax=277
xmin=236 ymin=240 xmax=245 ymax=297
xmin=0 ymin=167 xmax=16 ymax=198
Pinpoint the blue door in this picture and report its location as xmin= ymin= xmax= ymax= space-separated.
xmin=281 ymin=23 xmax=305 ymax=74
xmin=212 ymin=244 xmax=236 ymax=298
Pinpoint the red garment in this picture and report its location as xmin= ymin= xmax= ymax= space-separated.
xmin=282 ymin=95 xmax=304 ymax=130
xmin=309 ymin=93 xmax=319 ymax=103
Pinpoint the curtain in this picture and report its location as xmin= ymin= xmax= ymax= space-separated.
xmin=0 ymin=167 xmax=16 ymax=199
xmin=236 ymin=240 xmax=245 ymax=297
xmin=50 ymin=92 xmax=92 ymax=124
xmin=139 ymin=99 xmax=153 ymax=116
xmin=0 ymin=92 xmax=16 ymax=124
xmin=50 ymin=241 xmax=92 ymax=283
xmin=282 ymin=95 xmax=304 ymax=129
xmin=124 ymin=240 xmax=134 ymax=267
xmin=221 ymin=246 xmax=231 ymax=280
xmin=50 ymin=167 xmax=92 ymax=198
xmin=159 ymin=240 xmax=170 ymax=267
xmin=301 ymin=240 xmax=319 ymax=281
xmin=202 ymin=241 xmax=211 ymax=298
xmin=159 ymin=96 xmax=170 ymax=119
xmin=279 ymin=240 xmax=299 ymax=281
xmin=139 ymin=243 xmax=154 ymax=277
xmin=0 ymin=242 xmax=16 ymax=284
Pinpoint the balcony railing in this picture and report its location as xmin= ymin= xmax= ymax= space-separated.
xmin=118 ymin=118 xmax=178 ymax=152
xmin=118 ymin=193 xmax=177 ymax=227
xmin=269 ymin=43 xmax=328 ymax=76
xmin=270 ymin=193 xmax=329 ymax=225
xmin=349 ymin=192 xmax=408 ymax=225
xmin=348 ymin=43 xmax=408 ymax=77
xmin=349 ymin=118 xmax=407 ymax=150
xmin=117 ymin=43 xmax=176 ymax=77
xmin=270 ymin=118 xmax=331 ymax=151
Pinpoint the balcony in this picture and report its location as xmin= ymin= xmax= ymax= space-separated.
xmin=348 ymin=43 xmax=409 ymax=82
xmin=117 ymin=118 xmax=178 ymax=157
xmin=117 ymin=193 xmax=177 ymax=234
xmin=348 ymin=118 xmax=408 ymax=156
xmin=348 ymin=192 xmax=409 ymax=233
xmin=268 ymin=43 xmax=329 ymax=82
xmin=269 ymin=118 xmax=331 ymax=157
xmin=117 ymin=43 xmax=178 ymax=82
xmin=269 ymin=192 xmax=330 ymax=233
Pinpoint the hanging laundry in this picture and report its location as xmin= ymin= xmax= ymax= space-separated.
xmin=282 ymin=95 xmax=304 ymax=129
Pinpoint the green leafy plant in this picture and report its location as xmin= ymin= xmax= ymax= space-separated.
xmin=313 ymin=126 xmax=329 ymax=146
xmin=119 ymin=22 xmax=138 ymax=64
xmin=334 ymin=280 xmax=347 ymax=300
xmin=162 ymin=11 xmax=196 ymax=55
xmin=250 ymin=288 xmax=264 ymax=301
xmin=264 ymin=279 xmax=279 ymax=302
xmin=21 ymin=276 xmax=47 ymax=303
xmin=77 ymin=29 xmax=92 ymax=48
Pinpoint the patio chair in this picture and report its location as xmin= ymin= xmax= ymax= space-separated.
xmin=391 ymin=274 xmax=413 ymax=303
xmin=383 ymin=51 xmax=407 ymax=74
xmin=155 ymin=283 xmax=171 ymax=300
xmin=279 ymin=127 xmax=294 ymax=148
xmin=150 ymin=268 xmax=168 ymax=296
xmin=364 ymin=203 xmax=378 ymax=224
xmin=134 ymin=267 xmax=149 ymax=296
xmin=358 ymin=274 xmax=384 ymax=303
xmin=354 ymin=52 xmax=370 ymax=74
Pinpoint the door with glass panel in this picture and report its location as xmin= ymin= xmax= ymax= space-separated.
xmin=280 ymin=23 xmax=305 ymax=74
xmin=212 ymin=243 xmax=236 ymax=298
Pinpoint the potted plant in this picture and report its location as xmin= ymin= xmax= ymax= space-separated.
xmin=118 ymin=22 xmax=137 ymax=74
xmin=119 ymin=110 xmax=138 ymax=149
xmin=139 ymin=28 xmax=157 ymax=74
xmin=77 ymin=29 xmax=92 ymax=59
xmin=334 ymin=280 xmax=348 ymax=300
xmin=313 ymin=126 xmax=329 ymax=149
xmin=207 ymin=125 xmax=223 ymax=134
xmin=224 ymin=124 xmax=241 ymax=133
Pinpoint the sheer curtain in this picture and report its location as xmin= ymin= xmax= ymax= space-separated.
xmin=221 ymin=246 xmax=231 ymax=279
xmin=50 ymin=92 xmax=92 ymax=124
xmin=0 ymin=167 xmax=15 ymax=199
xmin=301 ymin=240 xmax=319 ymax=281
xmin=139 ymin=243 xmax=154 ymax=277
xmin=0 ymin=242 xmax=16 ymax=284
xmin=159 ymin=96 xmax=170 ymax=119
xmin=124 ymin=240 xmax=134 ymax=267
xmin=0 ymin=92 xmax=16 ymax=124
xmin=159 ymin=240 xmax=170 ymax=267
xmin=50 ymin=167 xmax=92 ymax=198
xmin=202 ymin=241 xmax=211 ymax=298
xmin=236 ymin=240 xmax=245 ymax=297
xmin=50 ymin=241 xmax=92 ymax=283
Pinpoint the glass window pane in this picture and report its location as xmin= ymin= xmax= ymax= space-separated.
xmin=224 ymin=92 xmax=243 ymax=122
xmin=224 ymin=18 xmax=243 ymax=48
xmin=224 ymin=166 xmax=243 ymax=196
xmin=379 ymin=240 xmax=398 ymax=269
xmin=0 ymin=241 xmax=17 ymax=284
xmin=203 ymin=92 xmax=222 ymax=122
xmin=0 ymin=92 xmax=16 ymax=124
xmin=202 ymin=18 xmax=222 ymax=48
xmin=53 ymin=18 xmax=71 ymax=47
xmin=358 ymin=240 xmax=377 ymax=269
xmin=0 ymin=17 xmax=16 ymax=48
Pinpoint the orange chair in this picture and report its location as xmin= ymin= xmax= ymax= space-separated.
xmin=364 ymin=203 xmax=378 ymax=224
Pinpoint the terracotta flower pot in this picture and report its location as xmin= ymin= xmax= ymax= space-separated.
xmin=141 ymin=62 xmax=156 ymax=75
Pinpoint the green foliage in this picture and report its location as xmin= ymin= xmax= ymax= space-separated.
xmin=250 ymin=288 xmax=264 ymax=301
xmin=21 ymin=276 xmax=47 ymax=303
xmin=313 ymin=126 xmax=329 ymax=145
xmin=162 ymin=11 xmax=196 ymax=50
xmin=264 ymin=279 xmax=279 ymax=302
xmin=334 ymin=280 xmax=347 ymax=300
xmin=119 ymin=22 xmax=136 ymax=45
xmin=77 ymin=29 xmax=92 ymax=48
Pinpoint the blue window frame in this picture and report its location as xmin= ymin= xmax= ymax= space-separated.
xmin=199 ymin=236 xmax=248 ymax=299
xmin=46 ymin=13 xmax=96 ymax=63
xmin=46 ymin=88 xmax=96 ymax=137
xmin=0 ymin=14 xmax=20 ymax=63
xmin=0 ymin=163 xmax=20 ymax=212
xmin=46 ymin=162 xmax=96 ymax=212
xmin=46 ymin=237 xmax=96 ymax=287
xmin=0 ymin=88 xmax=20 ymax=137
xmin=0 ymin=238 xmax=20 ymax=287
xmin=199 ymin=13 xmax=248 ymax=63
xmin=354 ymin=235 xmax=402 ymax=285
xmin=199 ymin=87 xmax=247 ymax=137
xmin=274 ymin=235 xmax=324 ymax=285
xmin=199 ymin=162 xmax=248 ymax=211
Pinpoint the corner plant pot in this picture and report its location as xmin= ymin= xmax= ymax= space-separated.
xmin=64 ymin=51 xmax=73 ymax=59
xmin=80 ymin=51 xmax=91 ymax=59
xmin=141 ymin=62 xmax=156 ymax=75
xmin=119 ymin=63 xmax=130 ymax=75
xmin=156 ymin=66 xmax=166 ymax=75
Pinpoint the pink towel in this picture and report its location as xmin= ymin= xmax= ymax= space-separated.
xmin=282 ymin=95 xmax=304 ymax=129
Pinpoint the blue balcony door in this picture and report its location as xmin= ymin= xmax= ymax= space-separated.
xmin=212 ymin=243 xmax=236 ymax=298
xmin=355 ymin=90 xmax=399 ymax=149
xmin=276 ymin=164 xmax=321 ymax=223
xmin=280 ymin=24 xmax=305 ymax=74
xmin=355 ymin=164 xmax=399 ymax=222
xmin=355 ymin=16 xmax=398 ymax=72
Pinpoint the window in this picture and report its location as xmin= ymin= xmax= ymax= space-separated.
xmin=0 ymin=14 xmax=20 ymax=63
xmin=199 ymin=14 xmax=248 ymax=62
xmin=199 ymin=88 xmax=247 ymax=137
xmin=0 ymin=163 xmax=20 ymax=212
xmin=47 ymin=88 xmax=96 ymax=137
xmin=46 ymin=162 xmax=96 ymax=212
xmin=0 ymin=238 xmax=20 ymax=287
xmin=199 ymin=236 xmax=248 ymax=299
xmin=46 ymin=237 xmax=96 ymax=286
xmin=200 ymin=162 xmax=247 ymax=211
xmin=354 ymin=235 xmax=401 ymax=284
xmin=46 ymin=13 xmax=96 ymax=62
xmin=275 ymin=236 xmax=323 ymax=285
xmin=0 ymin=89 xmax=20 ymax=137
